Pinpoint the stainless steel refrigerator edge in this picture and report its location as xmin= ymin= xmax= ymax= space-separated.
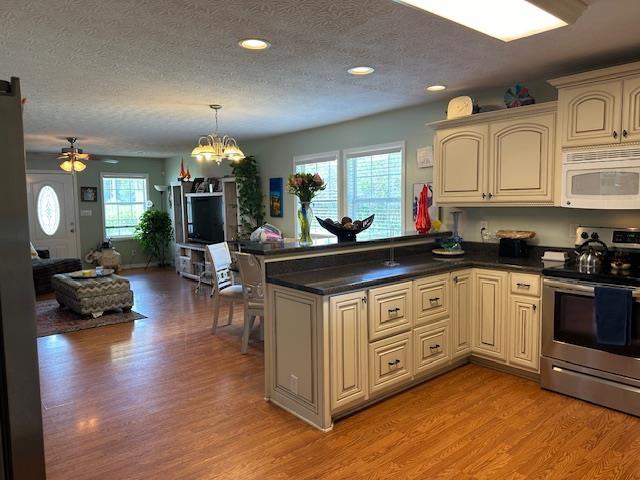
xmin=0 ymin=78 xmax=47 ymax=478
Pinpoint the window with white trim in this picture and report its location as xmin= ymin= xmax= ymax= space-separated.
xmin=294 ymin=152 xmax=339 ymax=237
xmin=101 ymin=174 xmax=149 ymax=238
xmin=293 ymin=142 xmax=404 ymax=240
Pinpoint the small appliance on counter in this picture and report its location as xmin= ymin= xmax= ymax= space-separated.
xmin=496 ymin=230 xmax=535 ymax=258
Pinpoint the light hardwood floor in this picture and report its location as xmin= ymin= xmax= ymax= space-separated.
xmin=38 ymin=269 xmax=640 ymax=479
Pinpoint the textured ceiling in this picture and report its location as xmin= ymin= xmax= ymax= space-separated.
xmin=1 ymin=0 xmax=640 ymax=157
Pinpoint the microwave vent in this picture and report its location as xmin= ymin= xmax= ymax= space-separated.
xmin=563 ymin=146 xmax=640 ymax=163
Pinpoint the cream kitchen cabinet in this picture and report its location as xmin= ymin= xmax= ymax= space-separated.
xmin=508 ymin=295 xmax=540 ymax=373
xmin=329 ymin=291 xmax=368 ymax=412
xmin=414 ymin=273 xmax=449 ymax=327
xmin=622 ymin=75 xmax=640 ymax=143
xmin=472 ymin=270 xmax=508 ymax=362
xmin=434 ymin=125 xmax=488 ymax=203
xmin=451 ymin=270 xmax=473 ymax=359
xmin=368 ymin=282 xmax=413 ymax=341
xmin=488 ymin=113 xmax=555 ymax=203
xmin=430 ymin=102 xmax=557 ymax=206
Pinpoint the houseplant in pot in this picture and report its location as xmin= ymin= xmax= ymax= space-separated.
xmin=134 ymin=209 xmax=174 ymax=267
xmin=287 ymin=173 xmax=326 ymax=245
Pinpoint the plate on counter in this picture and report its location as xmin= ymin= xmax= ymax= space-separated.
xmin=432 ymin=248 xmax=465 ymax=257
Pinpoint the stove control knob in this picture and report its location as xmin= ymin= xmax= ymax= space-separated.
xmin=580 ymin=232 xmax=589 ymax=240
xmin=591 ymin=232 xmax=599 ymax=240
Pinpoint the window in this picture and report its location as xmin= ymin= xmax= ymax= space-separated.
xmin=101 ymin=174 xmax=149 ymax=238
xmin=292 ymin=142 xmax=404 ymax=240
xmin=344 ymin=144 xmax=404 ymax=240
xmin=294 ymin=152 xmax=339 ymax=237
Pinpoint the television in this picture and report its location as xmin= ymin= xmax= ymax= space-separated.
xmin=186 ymin=194 xmax=225 ymax=244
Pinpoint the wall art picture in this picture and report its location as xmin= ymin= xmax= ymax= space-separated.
xmin=269 ymin=177 xmax=284 ymax=217
xmin=416 ymin=146 xmax=433 ymax=168
xmin=80 ymin=186 xmax=98 ymax=202
xmin=412 ymin=182 xmax=438 ymax=224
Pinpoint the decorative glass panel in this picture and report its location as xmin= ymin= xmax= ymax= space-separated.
xmin=37 ymin=185 xmax=61 ymax=236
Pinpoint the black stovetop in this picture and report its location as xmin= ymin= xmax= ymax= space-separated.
xmin=543 ymin=262 xmax=640 ymax=287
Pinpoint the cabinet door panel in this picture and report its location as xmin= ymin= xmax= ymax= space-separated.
xmin=559 ymin=80 xmax=623 ymax=147
xmin=330 ymin=292 xmax=368 ymax=412
xmin=473 ymin=270 xmax=508 ymax=361
xmin=414 ymin=324 xmax=450 ymax=376
xmin=369 ymin=333 xmax=412 ymax=396
xmin=623 ymin=76 xmax=640 ymax=143
xmin=436 ymin=125 xmax=488 ymax=203
xmin=451 ymin=270 xmax=473 ymax=358
xmin=489 ymin=113 xmax=554 ymax=202
xmin=368 ymin=282 xmax=413 ymax=341
xmin=508 ymin=295 xmax=540 ymax=372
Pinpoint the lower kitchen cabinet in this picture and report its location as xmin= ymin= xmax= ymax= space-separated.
xmin=368 ymin=332 xmax=412 ymax=396
xmin=508 ymin=295 xmax=541 ymax=372
xmin=329 ymin=291 xmax=368 ymax=412
xmin=414 ymin=322 xmax=450 ymax=376
xmin=473 ymin=270 xmax=508 ymax=362
xmin=451 ymin=270 xmax=473 ymax=358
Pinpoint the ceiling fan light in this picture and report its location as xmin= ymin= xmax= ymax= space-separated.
xmin=59 ymin=160 xmax=73 ymax=172
xmin=73 ymin=161 xmax=87 ymax=172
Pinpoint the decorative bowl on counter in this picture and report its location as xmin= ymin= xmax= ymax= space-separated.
xmin=433 ymin=235 xmax=465 ymax=257
xmin=316 ymin=214 xmax=375 ymax=242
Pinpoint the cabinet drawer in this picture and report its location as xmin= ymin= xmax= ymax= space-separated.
xmin=369 ymin=332 xmax=412 ymax=395
xmin=414 ymin=274 xmax=450 ymax=326
xmin=414 ymin=323 xmax=450 ymax=376
xmin=368 ymin=282 xmax=413 ymax=341
xmin=510 ymin=273 xmax=540 ymax=297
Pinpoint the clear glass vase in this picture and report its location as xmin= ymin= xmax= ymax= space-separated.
xmin=298 ymin=201 xmax=313 ymax=245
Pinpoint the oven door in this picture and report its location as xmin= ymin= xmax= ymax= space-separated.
xmin=562 ymin=159 xmax=640 ymax=209
xmin=542 ymin=278 xmax=640 ymax=380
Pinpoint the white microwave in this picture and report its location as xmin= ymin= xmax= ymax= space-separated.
xmin=562 ymin=146 xmax=640 ymax=209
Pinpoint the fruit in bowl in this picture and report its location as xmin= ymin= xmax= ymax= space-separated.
xmin=316 ymin=215 xmax=375 ymax=242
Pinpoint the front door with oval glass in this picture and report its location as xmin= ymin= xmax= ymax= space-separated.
xmin=26 ymin=172 xmax=80 ymax=258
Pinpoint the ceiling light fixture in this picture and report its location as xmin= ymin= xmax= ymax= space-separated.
xmin=348 ymin=66 xmax=375 ymax=76
xmin=58 ymin=137 xmax=89 ymax=173
xmin=238 ymin=38 xmax=271 ymax=50
xmin=394 ymin=0 xmax=587 ymax=42
xmin=426 ymin=85 xmax=447 ymax=92
xmin=191 ymin=105 xmax=245 ymax=165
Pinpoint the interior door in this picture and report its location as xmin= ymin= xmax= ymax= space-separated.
xmin=26 ymin=172 xmax=79 ymax=258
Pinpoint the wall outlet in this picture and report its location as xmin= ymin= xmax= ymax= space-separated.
xmin=290 ymin=374 xmax=298 ymax=395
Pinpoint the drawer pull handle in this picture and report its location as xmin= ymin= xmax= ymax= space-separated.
xmin=429 ymin=344 xmax=441 ymax=350
xmin=387 ymin=359 xmax=401 ymax=366
xmin=388 ymin=307 xmax=400 ymax=314
xmin=516 ymin=283 xmax=531 ymax=289
xmin=429 ymin=297 xmax=440 ymax=303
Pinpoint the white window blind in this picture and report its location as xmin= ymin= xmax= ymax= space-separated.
xmin=101 ymin=174 xmax=149 ymax=238
xmin=345 ymin=144 xmax=403 ymax=240
xmin=294 ymin=153 xmax=339 ymax=236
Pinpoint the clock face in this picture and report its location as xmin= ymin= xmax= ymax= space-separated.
xmin=447 ymin=96 xmax=474 ymax=119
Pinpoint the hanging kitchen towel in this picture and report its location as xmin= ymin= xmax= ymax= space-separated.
xmin=594 ymin=286 xmax=633 ymax=346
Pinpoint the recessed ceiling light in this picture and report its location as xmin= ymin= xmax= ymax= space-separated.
xmin=426 ymin=85 xmax=447 ymax=92
xmin=348 ymin=66 xmax=375 ymax=76
xmin=238 ymin=38 xmax=271 ymax=50
xmin=394 ymin=0 xmax=587 ymax=42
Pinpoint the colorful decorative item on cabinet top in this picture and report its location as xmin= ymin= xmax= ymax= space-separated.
xmin=504 ymin=84 xmax=535 ymax=108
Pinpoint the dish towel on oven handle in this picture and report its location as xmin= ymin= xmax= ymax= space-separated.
xmin=594 ymin=286 xmax=633 ymax=346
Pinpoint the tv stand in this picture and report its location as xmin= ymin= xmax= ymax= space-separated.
xmin=175 ymin=242 xmax=211 ymax=283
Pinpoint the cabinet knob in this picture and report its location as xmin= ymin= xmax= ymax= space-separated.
xmin=453 ymin=276 xmax=459 ymax=283
xmin=488 ymin=193 xmax=493 ymax=199
xmin=533 ymin=304 xmax=537 ymax=312
xmin=482 ymin=193 xmax=486 ymax=199
xmin=613 ymin=131 xmax=618 ymax=139
xmin=362 ymin=297 xmax=367 ymax=304
xmin=623 ymin=129 xmax=629 ymax=138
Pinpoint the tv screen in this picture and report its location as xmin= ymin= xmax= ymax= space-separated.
xmin=186 ymin=195 xmax=225 ymax=244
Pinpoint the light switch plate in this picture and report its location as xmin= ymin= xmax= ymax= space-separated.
xmin=80 ymin=209 xmax=92 ymax=217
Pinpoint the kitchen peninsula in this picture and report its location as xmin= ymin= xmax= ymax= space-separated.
xmin=249 ymin=233 xmax=548 ymax=431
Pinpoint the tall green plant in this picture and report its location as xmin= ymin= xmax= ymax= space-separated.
xmin=134 ymin=209 xmax=174 ymax=267
xmin=232 ymin=155 xmax=265 ymax=238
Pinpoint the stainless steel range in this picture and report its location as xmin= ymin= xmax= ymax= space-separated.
xmin=541 ymin=226 xmax=640 ymax=417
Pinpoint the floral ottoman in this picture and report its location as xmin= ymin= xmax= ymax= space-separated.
xmin=51 ymin=273 xmax=134 ymax=318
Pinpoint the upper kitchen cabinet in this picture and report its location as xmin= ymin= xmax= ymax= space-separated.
xmin=549 ymin=61 xmax=640 ymax=147
xmin=429 ymin=102 xmax=557 ymax=206
xmin=434 ymin=125 xmax=488 ymax=203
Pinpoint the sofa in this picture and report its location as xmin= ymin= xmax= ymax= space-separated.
xmin=32 ymin=249 xmax=82 ymax=295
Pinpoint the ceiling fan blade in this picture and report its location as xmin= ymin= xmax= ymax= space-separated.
xmin=76 ymin=153 xmax=90 ymax=160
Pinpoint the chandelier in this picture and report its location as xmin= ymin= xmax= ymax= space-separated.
xmin=58 ymin=137 xmax=89 ymax=173
xmin=191 ymin=104 xmax=245 ymax=165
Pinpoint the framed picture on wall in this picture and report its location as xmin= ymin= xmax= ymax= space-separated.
xmin=412 ymin=182 xmax=438 ymax=224
xmin=80 ymin=186 xmax=98 ymax=202
xmin=269 ymin=177 xmax=284 ymax=217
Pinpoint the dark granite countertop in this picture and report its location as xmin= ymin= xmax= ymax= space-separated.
xmin=267 ymin=251 xmax=546 ymax=295
xmin=238 ymin=231 xmax=450 ymax=257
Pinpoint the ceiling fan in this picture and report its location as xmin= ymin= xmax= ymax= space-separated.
xmin=58 ymin=137 xmax=90 ymax=172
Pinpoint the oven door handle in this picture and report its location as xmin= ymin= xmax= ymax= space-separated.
xmin=543 ymin=278 xmax=640 ymax=299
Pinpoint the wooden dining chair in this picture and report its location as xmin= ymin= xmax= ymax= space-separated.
xmin=235 ymin=252 xmax=265 ymax=354
xmin=207 ymin=242 xmax=243 ymax=335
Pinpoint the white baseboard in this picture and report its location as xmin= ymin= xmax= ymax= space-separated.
xmin=121 ymin=262 xmax=160 ymax=269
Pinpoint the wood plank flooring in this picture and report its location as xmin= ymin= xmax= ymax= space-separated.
xmin=38 ymin=268 xmax=640 ymax=479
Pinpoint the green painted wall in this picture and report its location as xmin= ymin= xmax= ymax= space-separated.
xmin=27 ymin=152 xmax=166 ymax=265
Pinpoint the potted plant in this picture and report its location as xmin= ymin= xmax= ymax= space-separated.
xmin=134 ymin=209 xmax=174 ymax=267
xmin=287 ymin=173 xmax=326 ymax=245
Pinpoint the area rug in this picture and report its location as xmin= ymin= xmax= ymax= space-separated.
xmin=36 ymin=299 xmax=147 ymax=337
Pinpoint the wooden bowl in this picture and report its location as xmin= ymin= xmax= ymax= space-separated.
xmin=315 ymin=215 xmax=375 ymax=242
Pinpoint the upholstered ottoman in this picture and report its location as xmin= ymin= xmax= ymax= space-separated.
xmin=51 ymin=273 xmax=134 ymax=318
